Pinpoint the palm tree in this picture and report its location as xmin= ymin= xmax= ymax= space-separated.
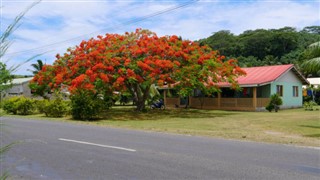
xmin=28 ymin=59 xmax=45 ymax=75
xmin=300 ymin=41 xmax=320 ymax=77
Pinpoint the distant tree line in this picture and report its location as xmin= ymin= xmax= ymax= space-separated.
xmin=198 ymin=26 xmax=320 ymax=77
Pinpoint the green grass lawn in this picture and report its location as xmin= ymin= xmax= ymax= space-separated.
xmin=4 ymin=107 xmax=320 ymax=147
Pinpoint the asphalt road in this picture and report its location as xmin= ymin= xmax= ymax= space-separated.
xmin=1 ymin=117 xmax=319 ymax=180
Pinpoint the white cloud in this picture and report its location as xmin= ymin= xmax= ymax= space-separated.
xmin=1 ymin=0 xmax=319 ymax=75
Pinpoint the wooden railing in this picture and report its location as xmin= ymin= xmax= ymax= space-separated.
xmin=257 ymin=98 xmax=270 ymax=107
xmin=190 ymin=97 xmax=270 ymax=110
xmin=165 ymin=98 xmax=180 ymax=107
xmin=165 ymin=97 xmax=270 ymax=110
xmin=190 ymin=97 xmax=218 ymax=107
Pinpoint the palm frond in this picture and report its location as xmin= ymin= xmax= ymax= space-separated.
xmin=8 ymin=53 xmax=43 ymax=73
xmin=0 ymin=0 xmax=41 ymax=59
xmin=149 ymin=84 xmax=160 ymax=99
xmin=301 ymin=57 xmax=320 ymax=75
xmin=31 ymin=63 xmax=40 ymax=70
xmin=0 ymin=171 xmax=9 ymax=180
xmin=309 ymin=41 xmax=320 ymax=48
xmin=37 ymin=59 xmax=44 ymax=69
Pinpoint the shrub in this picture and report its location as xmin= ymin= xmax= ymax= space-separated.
xmin=2 ymin=97 xmax=20 ymax=114
xmin=16 ymin=97 xmax=36 ymax=115
xmin=36 ymin=98 xmax=70 ymax=117
xmin=46 ymin=98 xmax=69 ymax=117
xmin=70 ymin=90 xmax=109 ymax=120
xmin=265 ymin=104 xmax=274 ymax=112
xmin=3 ymin=96 xmax=35 ymax=115
xmin=303 ymin=101 xmax=318 ymax=111
xmin=266 ymin=94 xmax=283 ymax=112
xmin=36 ymin=99 xmax=50 ymax=116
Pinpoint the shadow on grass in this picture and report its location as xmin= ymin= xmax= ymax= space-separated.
xmin=6 ymin=107 xmax=238 ymax=122
xmin=100 ymin=107 xmax=238 ymax=121
xmin=300 ymin=125 xmax=320 ymax=129
xmin=304 ymin=134 xmax=320 ymax=138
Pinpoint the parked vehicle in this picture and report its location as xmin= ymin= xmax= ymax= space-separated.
xmin=150 ymin=99 xmax=165 ymax=110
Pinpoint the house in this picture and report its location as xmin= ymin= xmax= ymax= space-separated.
xmin=3 ymin=77 xmax=33 ymax=98
xmin=162 ymin=64 xmax=309 ymax=111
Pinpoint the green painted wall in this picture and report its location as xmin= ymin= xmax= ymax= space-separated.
xmin=270 ymin=70 xmax=303 ymax=108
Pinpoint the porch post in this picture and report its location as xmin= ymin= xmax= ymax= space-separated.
xmin=164 ymin=89 xmax=167 ymax=106
xmin=253 ymin=87 xmax=257 ymax=110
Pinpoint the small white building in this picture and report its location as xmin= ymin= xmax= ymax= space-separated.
xmin=307 ymin=78 xmax=320 ymax=88
xmin=4 ymin=77 xmax=33 ymax=97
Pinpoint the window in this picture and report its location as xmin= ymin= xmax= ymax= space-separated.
xmin=276 ymin=85 xmax=283 ymax=96
xmin=293 ymin=86 xmax=299 ymax=97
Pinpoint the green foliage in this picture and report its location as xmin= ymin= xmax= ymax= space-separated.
xmin=70 ymin=90 xmax=109 ymax=120
xmin=118 ymin=91 xmax=133 ymax=105
xmin=301 ymin=57 xmax=320 ymax=76
xmin=29 ymin=77 xmax=52 ymax=99
xmin=3 ymin=96 xmax=36 ymax=115
xmin=15 ymin=97 xmax=36 ymax=115
xmin=301 ymin=26 xmax=320 ymax=34
xmin=28 ymin=59 xmax=44 ymax=75
xmin=199 ymin=26 xmax=320 ymax=69
xmin=0 ymin=1 xmax=42 ymax=179
xmin=2 ymin=97 xmax=20 ymax=115
xmin=0 ymin=0 xmax=42 ymax=73
xmin=300 ymin=42 xmax=320 ymax=76
xmin=265 ymin=104 xmax=274 ymax=112
xmin=303 ymin=101 xmax=318 ymax=111
xmin=0 ymin=62 xmax=13 ymax=92
xmin=0 ymin=63 xmax=13 ymax=104
xmin=36 ymin=99 xmax=50 ymax=115
xmin=198 ymin=30 xmax=238 ymax=56
xmin=266 ymin=94 xmax=283 ymax=112
xmin=36 ymin=98 xmax=70 ymax=117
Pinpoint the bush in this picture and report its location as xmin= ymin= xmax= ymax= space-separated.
xmin=2 ymin=97 xmax=20 ymax=114
xmin=265 ymin=104 xmax=274 ymax=112
xmin=303 ymin=87 xmax=320 ymax=105
xmin=303 ymin=101 xmax=318 ymax=111
xmin=16 ymin=97 xmax=36 ymax=115
xmin=266 ymin=94 xmax=283 ymax=112
xmin=36 ymin=99 xmax=50 ymax=116
xmin=36 ymin=98 xmax=70 ymax=117
xmin=70 ymin=90 xmax=109 ymax=120
xmin=46 ymin=98 xmax=69 ymax=117
xmin=3 ymin=96 xmax=35 ymax=115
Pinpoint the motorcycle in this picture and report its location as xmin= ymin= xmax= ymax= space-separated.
xmin=150 ymin=99 xmax=165 ymax=110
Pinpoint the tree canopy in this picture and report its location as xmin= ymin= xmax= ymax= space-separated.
xmin=198 ymin=26 xmax=320 ymax=77
xmin=30 ymin=29 xmax=245 ymax=111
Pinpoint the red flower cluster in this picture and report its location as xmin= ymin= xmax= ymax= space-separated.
xmin=31 ymin=28 xmax=245 ymax=97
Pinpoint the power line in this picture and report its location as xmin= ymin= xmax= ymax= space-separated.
xmin=5 ymin=0 xmax=199 ymax=56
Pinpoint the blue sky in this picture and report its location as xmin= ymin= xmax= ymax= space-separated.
xmin=1 ymin=0 xmax=319 ymax=75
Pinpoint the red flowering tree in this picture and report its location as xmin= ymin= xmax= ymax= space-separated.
xmin=31 ymin=29 xmax=245 ymax=111
xmin=29 ymin=64 xmax=55 ymax=99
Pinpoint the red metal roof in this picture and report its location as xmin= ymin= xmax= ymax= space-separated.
xmin=219 ymin=64 xmax=309 ymax=87
xmin=159 ymin=64 xmax=309 ymax=89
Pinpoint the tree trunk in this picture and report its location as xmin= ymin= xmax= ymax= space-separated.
xmin=128 ymin=83 xmax=151 ymax=112
xmin=136 ymin=99 xmax=146 ymax=111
